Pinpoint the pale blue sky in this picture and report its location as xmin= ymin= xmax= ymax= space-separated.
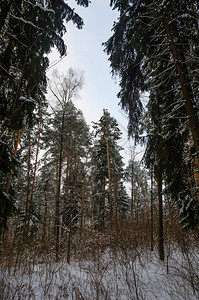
xmin=48 ymin=0 xmax=143 ymax=163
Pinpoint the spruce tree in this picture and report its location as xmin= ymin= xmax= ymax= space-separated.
xmin=0 ymin=0 xmax=90 ymax=233
xmin=105 ymin=0 xmax=199 ymax=228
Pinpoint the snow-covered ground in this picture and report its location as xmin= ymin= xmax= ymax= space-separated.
xmin=1 ymin=244 xmax=198 ymax=300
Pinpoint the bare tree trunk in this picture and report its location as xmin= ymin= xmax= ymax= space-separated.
xmin=55 ymin=157 xmax=61 ymax=262
xmin=26 ymin=122 xmax=41 ymax=238
xmin=188 ymin=139 xmax=199 ymax=202
xmin=106 ymin=130 xmax=113 ymax=224
xmin=113 ymin=170 xmax=118 ymax=222
xmin=131 ymin=160 xmax=134 ymax=220
xmin=80 ymin=149 xmax=89 ymax=231
xmin=142 ymin=187 xmax=149 ymax=225
xmin=23 ymin=132 xmax=31 ymax=241
xmin=62 ymin=128 xmax=72 ymax=234
xmin=66 ymin=153 xmax=73 ymax=265
xmin=55 ymin=112 xmax=65 ymax=262
xmin=67 ymin=221 xmax=72 ymax=264
xmin=150 ymin=169 xmax=154 ymax=252
xmin=42 ymin=180 xmax=48 ymax=243
xmin=157 ymin=168 xmax=164 ymax=261
xmin=184 ymin=151 xmax=196 ymax=200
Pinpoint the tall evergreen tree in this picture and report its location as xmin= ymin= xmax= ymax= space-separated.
xmin=105 ymin=0 xmax=199 ymax=228
xmin=91 ymin=109 xmax=128 ymax=229
xmin=0 ymin=0 xmax=90 ymax=233
xmin=105 ymin=1 xmax=199 ymax=156
xmin=43 ymin=69 xmax=90 ymax=260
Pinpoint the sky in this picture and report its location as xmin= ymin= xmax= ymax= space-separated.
xmin=48 ymin=0 xmax=144 ymax=164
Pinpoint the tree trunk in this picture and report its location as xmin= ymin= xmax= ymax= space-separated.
xmin=188 ymin=139 xmax=199 ymax=202
xmin=12 ymin=186 xmax=24 ymax=247
xmin=80 ymin=149 xmax=89 ymax=231
xmin=26 ymin=122 xmax=41 ymax=237
xmin=66 ymin=156 xmax=73 ymax=264
xmin=165 ymin=192 xmax=173 ymax=227
xmin=150 ymin=168 xmax=154 ymax=252
xmin=42 ymin=180 xmax=48 ymax=244
xmin=131 ymin=160 xmax=134 ymax=220
xmin=67 ymin=222 xmax=72 ymax=264
xmin=157 ymin=168 xmax=164 ymax=261
xmin=142 ymin=186 xmax=149 ymax=225
xmin=55 ymin=160 xmax=60 ymax=261
xmin=55 ymin=111 xmax=65 ymax=261
xmin=5 ymin=129 xmax=21 ymax=195
xmin=106 ymin=131 xmax=113 ymax=224
xmin=164 ymin=20 xmax=199 ymax=162
xmin=62 ymin=128 xmax=72 ymax=233
xmin=23 ymin=132 xmax=31 ymax=241
xmin=113 ymin=171 xmax=118 ymax=221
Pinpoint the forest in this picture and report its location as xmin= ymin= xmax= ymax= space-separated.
xmin=0 ymin=0 xmax=199 ymax=299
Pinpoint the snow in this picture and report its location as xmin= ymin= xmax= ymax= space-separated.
xmin=1 ymin=247 xmax=198 ymax=299
xmin=19 ymin=1 xmax=55 ymax=14
xmin=2 ymin=192 xmax=9 ymax=199
xmin=179 ymin=14 xmax=192 ymax=19
xmin=19 ymin=96 xmax=36 ymax=105
xmin=9 ymin=14 xmax=41 ymax=30
xmin=32 ymin=3 xmax=55 ymax=14
xmin=159 ymin=0 xmax=167 ymax=7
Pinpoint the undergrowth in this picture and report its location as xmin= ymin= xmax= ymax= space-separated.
xmin=0 ymin=220 xmax=199 ymax=299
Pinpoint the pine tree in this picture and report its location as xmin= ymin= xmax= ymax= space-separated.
xmin=42 ymin=69 xmax=90 ymax=260
xmin=91 ymin=109 xmax=127 ymax=229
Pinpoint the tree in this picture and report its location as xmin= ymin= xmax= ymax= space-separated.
xmin=43 ymin=69 xmax=90 ymax=260
xmin=105 ymin=0 xmax=199 ymax=228
xmin=0 ymin=0 xmax=88 ymax=134
xmin=91 ymin=109 xmax=127 ymax=229
xmin=0 ymin=0 xmax=90 ymax=233
xmin=125 ymin=157 xmax=149 ymax=223
xmin=105 ymin=1 xmax=199 ymax=158
xmin=47 ymin=69 xmax=83 ymax=259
